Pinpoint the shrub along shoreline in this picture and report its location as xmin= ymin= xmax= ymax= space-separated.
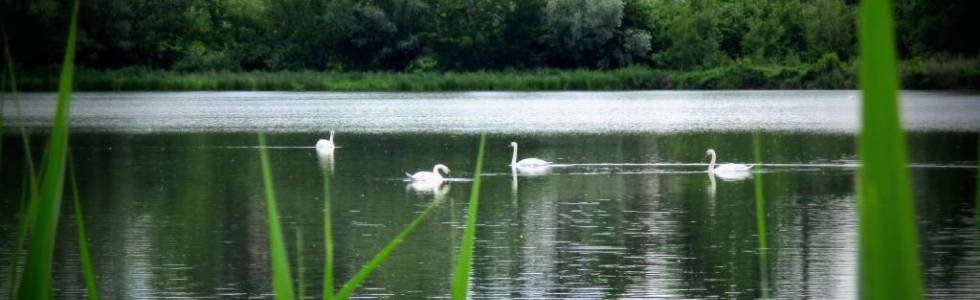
xmin=15 ymin=57 xmax=978 ymax=91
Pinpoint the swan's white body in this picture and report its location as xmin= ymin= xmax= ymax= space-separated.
xmin=315 ymin=131 xmax=336 ymax=151
xmin=513 ymin=165 xmax=551 ymax=176
xmin=509 ymin=142 xmax=550 ymax=168
xmin=407 ymin=164 xmax=450 ymax=183
xmin=706 ymin=149 xmax=753 ymax=180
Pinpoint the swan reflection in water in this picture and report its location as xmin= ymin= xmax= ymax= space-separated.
xmin=510 ymin=165 xmax=553 ymax=200
xmin=706 ymin=172 xmax=716 ymax=212
xmin=406 ymin=181 xmax=451 ymax=199
xmin=316 ymin=147 xmax=335 ymax=175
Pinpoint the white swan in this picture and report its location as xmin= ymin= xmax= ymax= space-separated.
xmin=509 ymin=142 xmax=550 ymax=168
xmin=705 ymin=149 xmax=753 ymax=180
xmin=407 ymin=164 xmax=450 ymax=183
xmin=315 ymin=130 xmax=336 ymax=151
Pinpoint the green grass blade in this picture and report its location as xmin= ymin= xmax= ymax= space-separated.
xmin=1 ymin=72 xmax=5 ymax=173
xmin=322 ymin=159 xmax=334 ymax=299
xmin=857 ymin=0 xmax=924 ymax=298
xmin=3 ymin=29 xmax=42 ymax=299
xmin=752 ymin=133 xmax=769 ymax=299
xmin=3 ymin=30 xmax=37 ymax=183
xmin=69 ymin=152 xmax=99 ymax=300
xmin=296 ymin=229 xmax=305 ymax=300
xmin=16 ymin=0 xmax=79 ymax=298
xmin=451 ymin=134 xmax=486 ymax=300
xmin=6 ymin=172 xmax=29 ymax=298
xmin=257 ymin=132 xmax=296 ymax=300
xmin=333 ymin=198 xmax=443 ymax=300
xmin=3 ymin=30 xmax=41 ymax=298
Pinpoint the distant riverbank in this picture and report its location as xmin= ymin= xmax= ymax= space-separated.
xmin=16 ymin=57 xmax=978 ymax=91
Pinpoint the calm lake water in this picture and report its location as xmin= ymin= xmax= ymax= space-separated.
xmin=1 ymin=91 xmax=979 ymax=299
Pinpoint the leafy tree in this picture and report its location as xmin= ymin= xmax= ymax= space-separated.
xmin=542 ymin=0 xmax=625 ymax=68
xmin=0 ymin=0 xmax=973 ymax=72
xmin=802 ymin=0 xmax=855 ymax=61
xmin=659 ymin=0 xmax=725 ymax=68
xmin=741 ymin=1 xmax=805 ymax=63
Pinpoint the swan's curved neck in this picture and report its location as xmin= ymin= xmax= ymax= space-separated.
xmin=511 ymin=145 xmax=518 ymax=166
xmin=329 ymin=131 xmax=335 ymax=141
xmin=708 ymin=152 xmax=716 ymax=172
xmin=433 ymin=165 xmax=447 ymax=177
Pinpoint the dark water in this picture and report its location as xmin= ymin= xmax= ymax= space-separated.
xmin=1 ymin=92 xmax=979 ymax=299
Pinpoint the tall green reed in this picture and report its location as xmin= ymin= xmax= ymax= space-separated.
xmin=4 ymin=28 xmax=44 ymax=299
xmin=1 ymin=71 xmax=5 ymax=173
xmin=16 ymin=0 xmax=79 ymax=298
xmin=322 ymin=158 xmax=334 ymax=299
xmin=856 ymin=0 xmax=924 ymax=298
xmin=6 ymin=167 xmax=29 ymax=298
xmin=296 ymin=229 xmax=305 ymax=300
xmin=333 ymin=193 xmax=444 ymax=299
xmin=451 ymin=134 xmax=486 ymax=300
xmin=3 ymin=31 xmax=37 ymax=182
xmin=3 ymin=31 xmax=40 ymax=299
xmin=752 ymin=133 xmax=769 ymax=299
xmin=69 ymin=153 xmax=99 ymax=299
xmin=258 ymin=132 xmax=296 ymax=300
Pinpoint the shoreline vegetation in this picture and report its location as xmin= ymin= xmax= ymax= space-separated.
xmin=15 ymin=56 xmax=979 ymax=91
xmin=6 ymin=1 xmax=978 ymax=92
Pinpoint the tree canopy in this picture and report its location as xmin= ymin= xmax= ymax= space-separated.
xmin=2 ymin=0 xmax=977 ymax=72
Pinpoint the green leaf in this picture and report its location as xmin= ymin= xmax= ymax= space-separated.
xmin=857 ymin=0 xmax=924 ymax=298
xmin=257 ymin=132 xmax=296 ymax=300
xmin=16 ymin=0 xmax=79 ymax=298
xmin=451 ymin=134 xmax=486 ymax=300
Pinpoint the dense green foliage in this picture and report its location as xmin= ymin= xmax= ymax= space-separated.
xmin=2 ymin=0 xmax=977 ymax=79
xmin=856 ymin=0 xmax=923 ymax=298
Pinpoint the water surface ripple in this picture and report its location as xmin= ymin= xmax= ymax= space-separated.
xmin=4 ymin=91 xmax=980 ymax=133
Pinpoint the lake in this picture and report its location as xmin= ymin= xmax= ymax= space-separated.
xmin=1 ymin=91 xmax=979 ymax=299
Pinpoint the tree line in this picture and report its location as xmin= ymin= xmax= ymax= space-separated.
xmin=3 ymin=0 xmax=977 ymax=73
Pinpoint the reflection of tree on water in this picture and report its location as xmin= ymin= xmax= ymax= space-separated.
xmin=623 ymin=173 xmax=687 ymax=298
xmin=516 ymin=175 xmax=560 ymax=298
xmin=32 ymin=131 xmax=980 ymax=298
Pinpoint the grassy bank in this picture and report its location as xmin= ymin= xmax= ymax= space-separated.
xmin=14 ymin=56 xmax=979 ymax=91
